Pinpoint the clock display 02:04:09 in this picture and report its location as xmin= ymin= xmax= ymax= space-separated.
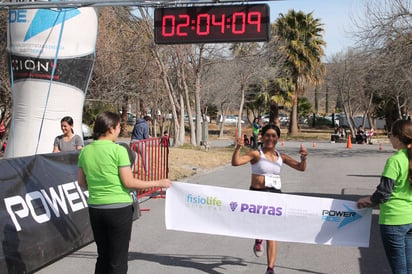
xmin=154 ymin=4 xmax=270 ymax=44
xmin=161 ymin=12 xmax=262 ymax=37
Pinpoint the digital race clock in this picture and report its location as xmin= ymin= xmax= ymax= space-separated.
xmin=154 ymin=4 xmax=270 ymax=44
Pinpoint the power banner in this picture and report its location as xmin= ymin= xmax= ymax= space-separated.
xmin=6 ymin=3 xmax=98 ymax=158
xmin=0 ymin=152 xmax=92 ymax=274
xmin=166 ymin=182 xmax=373 ymax=247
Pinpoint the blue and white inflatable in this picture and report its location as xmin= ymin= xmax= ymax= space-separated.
xmin=6 ymin=1 xmax=98 ymax=157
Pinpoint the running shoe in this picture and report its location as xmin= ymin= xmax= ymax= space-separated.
xmin=265 ymin=267 xmax=275 ymax=274
xmin=253 ymin=239 xmax=263 ymax=257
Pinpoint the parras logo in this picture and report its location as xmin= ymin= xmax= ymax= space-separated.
xmin=321 ymin=204 xmax=361 ymax=228
xmin=8 ymin=8 xmax=80 ymax=41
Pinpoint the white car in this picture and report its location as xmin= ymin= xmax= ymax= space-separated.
xmin=262 ymin=114 xmax=288 ymax=125
xmin=325 ymin=114 xmax=340 ymax=126
xmin=82 ymin=123 xmax=93 ymax=140
xmin=216 ymin=114 xmax=244 ymax=125
xmin=184 ymin=114 xmax=210 ymax=123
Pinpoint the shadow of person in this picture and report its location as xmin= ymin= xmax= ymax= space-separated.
xmin=313 ymin=198 xmax=371 ymax=247
xmin=290 ymin=191 xmax=390 ymax=273
xmin=358 ymin=213 xmax=391 ymax=273
xmin=128 ymin=252 xmax=248 ymax=274
xmin=2 ymin=224 xmax=26 ymax=273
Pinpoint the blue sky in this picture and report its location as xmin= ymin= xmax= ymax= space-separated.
xmin=268 ymin=0 xmax=361 ymax=58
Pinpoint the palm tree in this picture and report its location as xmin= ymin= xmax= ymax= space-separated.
xmin=275 ymin=10 xmax=326 ymax=134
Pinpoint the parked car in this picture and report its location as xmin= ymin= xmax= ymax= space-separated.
xmin=325 ymin=114 xmax=340 ymax=126
xmin=126 ymin=112 xmax=137 ymax=125
xmin=261 ymin=114 xmax=289 ymax=125
xmin=119 ymin=111 xmax=137 ymax=125
xmin=216 ymin=114 xmax=244 ymax=125
xmin=262 ymin=114 xmax=270 ymax=123
xmin=184 ymin=114 xmax=210 ymax=123
xmin=82 ymin=123 xmax=93 ymax=140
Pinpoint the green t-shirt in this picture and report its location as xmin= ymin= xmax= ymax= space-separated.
xmin=78 ymin=140 xmax=132 ymax=205
xmin=380 ymin=149 xmax=412 ymax=225
xmin=253 ymin=122 xmax=260 ymax=135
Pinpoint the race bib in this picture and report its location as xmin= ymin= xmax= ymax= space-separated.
xmin=264 ymin=174 xmax=281 ymax=190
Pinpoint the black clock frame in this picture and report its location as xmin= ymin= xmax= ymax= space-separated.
xmin=154 ymin=4 xmax=270 ymax=44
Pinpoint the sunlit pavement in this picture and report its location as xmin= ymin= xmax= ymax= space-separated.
xmin=36 ymin=140 xmax=393 ymax=274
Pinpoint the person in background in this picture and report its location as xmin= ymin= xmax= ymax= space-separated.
xmin=355 ymin=125 xmax=367 ymax=144
xmin=53 ymin=116 xmax=82 ymax=152
xmin=331 ymin=125 xmax=340 ymax=143
xmin=252 ymin=117 xmax=262 ymax=149
xmin=78 ymin=111 xmax=171 ymax=274
xmin=339 ymin=125 xmax=346 ymax=139
xmin=244 ymin=134 xmax=250 ymax=146
xmin=0 ymin=113 xmax=5 ymax=156
xmin=161 ymin=130 xmax=170 ymax=147
xmin=0 ymin=114 xmax=5 ymax=140
xmin=357 ymin=119 xmax=412 ymax=274
xmin=365 ymin=127 xmax=374 ymax=144
xmin=130 ymin=115 xmax=152 ymax=173
xmin=0 ymin=139 xmax=6 ymax=156
xmin=232 ymin=123 xmax=308 ymax=274
xmin=131 ymin=115 xmax=152 ymax=142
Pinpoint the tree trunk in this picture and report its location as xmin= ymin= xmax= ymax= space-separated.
xmin=237 ymin=83 xmax=245 ymax=140
xmin=289 ymin=91 xmax=299 ymax=134
xmin=120 ymin=96 xmax=128 ymax=137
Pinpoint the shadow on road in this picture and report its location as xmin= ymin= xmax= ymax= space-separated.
xmin=128 ymin=252 xmax=249 ymax=274
xmin=287 ymin=191 xmax=391 ymax=274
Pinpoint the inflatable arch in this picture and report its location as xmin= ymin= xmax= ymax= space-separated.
xmin=5 ymin=4 xmax=98 ymax=158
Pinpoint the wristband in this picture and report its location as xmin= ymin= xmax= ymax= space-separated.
xmin=300 ymin=155 xmax=307 ymax=161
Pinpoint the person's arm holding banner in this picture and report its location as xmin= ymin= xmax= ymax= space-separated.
xmin=119 ymin=167 xmax=171 ymax=190
xmin=356 ymin=119 xmax=412 ymax=274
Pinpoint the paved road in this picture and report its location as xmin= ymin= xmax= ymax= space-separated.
xmin=37 ymin=141 xmax=393 ymax=274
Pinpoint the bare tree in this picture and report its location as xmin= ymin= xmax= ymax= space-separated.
xmin=352 ymin=0 xmax=412 ymax=127
xmin=0 ymin=11 xmax=11 ymax=142
xmin=326 ymin=50 xmax=370 ymax=134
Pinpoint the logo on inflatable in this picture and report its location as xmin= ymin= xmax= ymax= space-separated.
xmin=24 ymin=9 xmax=80 ymax=41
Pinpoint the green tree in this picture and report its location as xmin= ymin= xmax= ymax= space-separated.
xmin=298 ymin=97 xmax=313 ymax=119
xmin=274 ymin=10 xmax=326 ymax=134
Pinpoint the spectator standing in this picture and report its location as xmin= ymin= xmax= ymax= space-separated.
xmin=357 ymin=119 xmax=412 ymax=274
xmin=130 ymin=115 xmax=152 ymax=174
xmin=131 ymin=115 xmax=151 ymax=141
xmin=244 ymin=134 xmax=250 ymax=146
xmin=77 ymin=111 xmax=171 ymax=274
xmin=355 ymin=125 xmax=367 ymax=144
xmin=0 ymin=118 xmax=5 ymax=140
xmin=0 ymin=112 xmax=5 ymax=156
xmin=331 ymin=126 xmax=340 ymax=143
xmin=252 ymin=117 xmax=261 ymax=149
xmin=53 ymin=116 xmax=82 ymax=152
xmin=161 ymin=130 xmax=170 ymax=147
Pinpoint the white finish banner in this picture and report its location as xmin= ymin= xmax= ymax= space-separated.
xmin=165 ymin=182 xmax=372 ymax=247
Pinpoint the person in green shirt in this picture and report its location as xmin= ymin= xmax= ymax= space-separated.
xmin=357 ymin=119 xmax=412 ymax=274
xmin=78 ymin=111 xmax=171 ymax=274
xmin=252 ymin=117 xmax=262 ymax=149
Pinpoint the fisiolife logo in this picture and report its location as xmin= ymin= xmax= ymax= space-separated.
xmin=185 ymin=193 xmax=223 ymax=209
xmin=321 ymin=204 xmax=362 ymax=228
xmin=229 ymin=201 xmax=283 ymax=216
